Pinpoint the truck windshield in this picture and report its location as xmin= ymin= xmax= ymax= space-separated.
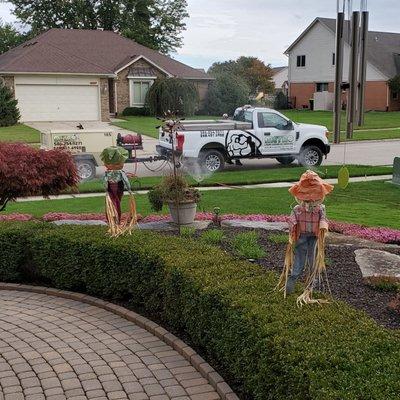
xmin=233 ymin=109 xmax=253 ymax=123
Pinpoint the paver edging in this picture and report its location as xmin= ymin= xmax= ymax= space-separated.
xmin=0 ymin=282 xmax=239 ymax=400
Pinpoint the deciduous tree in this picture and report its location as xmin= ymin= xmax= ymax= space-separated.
xmin=0 ymin=143 xmax=79 ymax=211
xmin=0 ymin=20 xmax=26 ymax=54
xmin=209 ymin=56 xmax=274 ymax=95
xmin=9 ymin=0 xmax=188 ymax=53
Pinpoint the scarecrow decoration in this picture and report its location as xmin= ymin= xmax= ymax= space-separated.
xmin=100 ymin=146 xmax=137 ymax=237
xmin=277 ymin=170 xmax=334 ymax=306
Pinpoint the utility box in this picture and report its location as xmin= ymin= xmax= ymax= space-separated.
xmin=314 ymin=91 xmax=334 ymax=111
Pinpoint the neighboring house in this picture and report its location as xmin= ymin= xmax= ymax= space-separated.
xmin=0 ymin=29 xmax=213 ymax=122
xmin=272 ymin=66 xmax=288 ymax=94
xmin=285 ymin=17 xmax=400 ymax=111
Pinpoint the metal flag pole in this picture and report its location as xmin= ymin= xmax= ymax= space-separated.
xmin=333 ymin=0 xmax=345 ymax=144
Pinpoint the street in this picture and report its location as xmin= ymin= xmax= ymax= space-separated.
xmin=99 ymin=138 xmax=400 ymax=178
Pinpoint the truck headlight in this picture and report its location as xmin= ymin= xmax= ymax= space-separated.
xmin=325 ymin=131 xmax=331 ymax=139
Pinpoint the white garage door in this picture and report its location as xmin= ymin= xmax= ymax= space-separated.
xmin=15 ymin=83 xmax=100 ymax=122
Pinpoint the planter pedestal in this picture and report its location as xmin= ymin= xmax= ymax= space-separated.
xmin=168 ymin=202 xmax=197 ymax=225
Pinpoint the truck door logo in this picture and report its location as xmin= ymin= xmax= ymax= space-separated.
xmin=225 ymin=131 xmax=262 ymax=157
xmin=264 ymin=134 xmax=295 ymax=150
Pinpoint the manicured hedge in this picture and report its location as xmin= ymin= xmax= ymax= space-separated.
xmin=1 ymin=222 xmax=400 ymax=400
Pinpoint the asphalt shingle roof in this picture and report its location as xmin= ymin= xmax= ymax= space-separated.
xmin=0 ymin=28 xmax=212 ymax=80
xmin=318 ymin=17 xmax=400 ymax=78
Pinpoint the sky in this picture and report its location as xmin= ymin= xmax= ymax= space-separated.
xmin=1 ymin=0 xmax=400 ymax=70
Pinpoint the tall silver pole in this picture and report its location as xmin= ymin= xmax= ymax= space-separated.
xmin=346 ymin=11 xmax=360 ymax=139
xmin=357 ymin=11 xmax=369 ymax=126
xmin=333 ymin=11 xmax=345 ymax=144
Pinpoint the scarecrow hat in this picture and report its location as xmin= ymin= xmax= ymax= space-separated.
xmin=100 ymin=146 xmax=129 ymax=166
xmin=289 ymin=170 xmax=334 ymax=201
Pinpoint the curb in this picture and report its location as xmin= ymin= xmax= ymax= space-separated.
xmin=0 ymin=283 xmax=239 ymax=400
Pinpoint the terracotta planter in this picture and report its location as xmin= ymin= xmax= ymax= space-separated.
xmin=168 ymin=202 xmax=197 ymax=225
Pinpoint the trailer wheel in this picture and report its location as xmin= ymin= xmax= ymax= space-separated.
xmin=299 ymin=145 xmax=323 ymax=167
xmin=276 ymin=156 xmax=295 ymax=165
xmin=200 ymin=149 xmax=225 ymax=173
xmin=76 ymin=160 xmax=96 ymax=181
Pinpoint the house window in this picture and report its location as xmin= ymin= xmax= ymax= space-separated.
xmin=131 ymin=80 xmax=151 ymax=106
xmin=392 ymin=91 xmax=398 ymax=100
xmin=296 ymin=55 xmax=306 ymax=67
xmin=316 ymin=82 xmax=329 ymax=92
xmin=332 ymin=53 xmax=335 ymax=65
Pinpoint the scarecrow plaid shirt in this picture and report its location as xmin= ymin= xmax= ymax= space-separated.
xmin=288 ymin=204 xmax=328 ymax=236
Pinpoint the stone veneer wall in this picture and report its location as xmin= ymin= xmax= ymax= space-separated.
xmin=99 ymin=78 xmax=110 ymax=122
xmin=116 ymin=59 xmax=166 ymax=115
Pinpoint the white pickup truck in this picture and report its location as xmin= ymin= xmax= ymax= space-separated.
xmin=156 ymin=106 xmax=331 ymax=173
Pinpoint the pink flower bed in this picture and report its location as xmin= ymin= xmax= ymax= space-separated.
xmin=2 ymin=211 xmax=399 ymax=245
xmin=0 ymin=213 xmax=33 ymax=222
xmin=140 ymin=212 xmax=400 ymax=245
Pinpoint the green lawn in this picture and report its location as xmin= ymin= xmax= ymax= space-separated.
xmin=114 ymin=112 xmax=400 ymax=141
xmin=6 ymin=181 xmax=400 ymax=229
xmin=280 ymin=110 xmax=400 ymax=131
xmin=344 ymin=128 xmax=400 ymax=141
xmin=76 ymin=165 xmax=392 ymax=194
xmin=113 ymin=115 xmax=219 ymax=138
xmin=0 ymin=124 xmax=40 ymax=144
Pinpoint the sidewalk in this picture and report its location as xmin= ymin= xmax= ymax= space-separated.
xmin=16 ymin=175 xmax=392 ymax=203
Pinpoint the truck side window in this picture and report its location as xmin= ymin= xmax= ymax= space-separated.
xmin=258 ymin=112 xmax=288 ymax=129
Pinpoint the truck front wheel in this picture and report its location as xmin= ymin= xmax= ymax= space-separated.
xmin=276 ymin=156 xmax=295 ymax=165
xmin=200 ymin=149 xmax=225 ymax=173
xmin=75 ymin=160 xmax=96 ymax=181
xmin=299 ymin=145 xmax=323 ymax=167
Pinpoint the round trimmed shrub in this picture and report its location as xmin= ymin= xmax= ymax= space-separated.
xmin=146 ymin=78 xmax=199 ymax=117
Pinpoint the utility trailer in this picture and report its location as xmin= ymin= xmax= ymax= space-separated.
xmin=40 ymin=128 xmax=163 ymax=181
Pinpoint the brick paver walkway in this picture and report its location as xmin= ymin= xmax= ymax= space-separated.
xmin=0 ymin=291 xmax=220 ymax=400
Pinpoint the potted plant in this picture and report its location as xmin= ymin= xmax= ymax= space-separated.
xmin=148 ymin=174 xmax=201 ymax=225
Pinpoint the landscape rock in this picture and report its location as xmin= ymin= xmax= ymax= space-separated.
xmin=354 ymin=249 xmax=400 ymax=281
xmin=52 ymin=219 xmax=107 ymax=226
xmin=327 ymin=232 xmax=399 ymax=249
xmin=221 ymin=220 xmax=289 ymax=231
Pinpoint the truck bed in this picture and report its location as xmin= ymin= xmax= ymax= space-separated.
xmin=180 ymin=120 xmax=252 ymax=131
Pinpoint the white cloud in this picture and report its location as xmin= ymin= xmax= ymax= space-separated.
xmin=176 ymin=0 xmax=400 ymax=69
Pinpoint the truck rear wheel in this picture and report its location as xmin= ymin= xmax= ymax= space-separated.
xmin=276 ymin=156 xmax=295 ymax=165
xmin=299 ymin=145 xmax=323 ymax=167
xmin=75 ymin=160 xmax=96 ymax=181
xmin=200 ymin=149 xmax=225 ymax=173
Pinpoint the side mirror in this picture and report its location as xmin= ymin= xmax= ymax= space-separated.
xmin=285 ymin=121 xmax=294 ymax=130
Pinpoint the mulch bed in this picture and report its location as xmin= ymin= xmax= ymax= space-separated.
xmin=253 ymin=229 xmax=400 ymax=330
xmin=177 ymin=226 xmax=400 ymax=330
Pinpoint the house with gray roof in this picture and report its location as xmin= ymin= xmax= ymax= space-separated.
xmin=0 ymin=29 xmax=213 ymax=122
xmin=285 ymin=17 xmax=400 ymax=111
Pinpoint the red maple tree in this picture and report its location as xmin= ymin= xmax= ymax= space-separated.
xmin=0 ymin=142 xmax=79 ymax=211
